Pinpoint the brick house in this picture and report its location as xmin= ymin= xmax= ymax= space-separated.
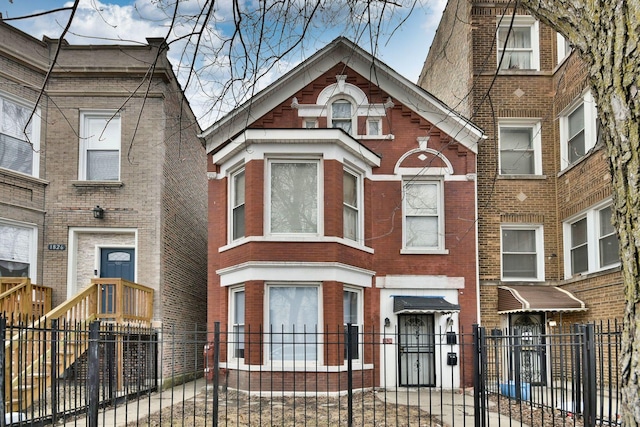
xmin=0 ymin=21 xmax=207 ymax=337
xmin=419 ymin=0 xmax=621 ymax=339
xmin=202 ymin=37 xmax=483 ymax=390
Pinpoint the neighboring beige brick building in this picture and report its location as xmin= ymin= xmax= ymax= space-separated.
xmin=0 ymin=21 xmax=207 ymax=340
xmin=419 ymin=0 xmax=622 ymax=331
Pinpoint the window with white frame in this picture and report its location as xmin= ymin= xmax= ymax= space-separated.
xmin=367 ymin=119 xmax=381 ymax=136
xmin=501 ymin=226 xmax=544 ymax=280
xmin=79 ymin=112 xmax=121 ymax=181
xmin=343 ymin=287 xmax=362 ymax=361
xmin=268 ymin=285 xmax=319 ymax=362
xmin=0 ymin=95 xmax=39 ymax=177
xmin=564 ymin=203 xmax=620 ymax=277
xmin=560 ymin=91 xmax=598 ymax=169
xmin=343 ymin=169 xmax=361 ymax=241
xmin=230 ymin=168 xmax=245 ymax=241
xmin=0 ymin=221 xmax=37 ymax=280
xmin=557 ymin=33 xmax=572 ymax=64
xmin=269 ymin=159 xmax=320 ymax=234
xmin=497 ymin=16 xmax=539 ymax=70
xmin=499 ymin=121 xmax=542 ymax=175
xmin=330 ymin=100 xmax=353 ymax=134
xmin=230 ymin=287 xmax=245 ymax=358
xmin=304 ymin=119 xmax=318 ymax=129
xmin=403 ymin=180 xmax=443 ymax=250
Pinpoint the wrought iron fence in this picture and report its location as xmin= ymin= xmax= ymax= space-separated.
xmin=0 ymin=318 xmax=623 ymax=426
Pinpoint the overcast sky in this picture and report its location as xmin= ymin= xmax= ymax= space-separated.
xmin=0 ymin=0 xmax=445 ymax=126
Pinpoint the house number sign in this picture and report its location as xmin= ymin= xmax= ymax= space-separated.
xmin=48 ymin=244 xmax=66 ymax=250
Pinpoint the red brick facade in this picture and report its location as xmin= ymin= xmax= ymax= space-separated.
xmin=204 ymin=39 xmax=481 ymax=391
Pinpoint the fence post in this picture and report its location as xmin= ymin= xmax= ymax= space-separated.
xmin=106 ymin=324 xmax=116 ymax=401
xmin=51 ymin=319 xmax=58 ymax=425
xmin=87 ymin=321 xmax=100 ymax=427
xmin=473 ymin=324 xmax=486 ymax=427
xmin=582 ymin=324 xmax=596 ymax=427
xmin=347 ymin=323 xmax=353 ymax=427
xmin=0 ymin=316 xmax=6 ymax=427
xmin=573 ymin=324 xmax=583 ymax=415
xmin=513 ymin=328 xmax=522 ymax=400
xmin=212 ymin=321 xmax=220 ymax=427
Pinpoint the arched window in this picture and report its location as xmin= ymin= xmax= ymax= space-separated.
xmin=331 ymin=100 xmax=353 ymax=133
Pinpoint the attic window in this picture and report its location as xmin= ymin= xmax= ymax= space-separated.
xmin=331 ymin=100 xmax=353 ymax=134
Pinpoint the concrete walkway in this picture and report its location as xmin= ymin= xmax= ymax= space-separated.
xmin=381 ymin=388 xmax=530 ymax=426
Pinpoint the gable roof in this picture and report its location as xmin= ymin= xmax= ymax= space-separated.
xmin=201 ymin=37 xmax=483 ymax=154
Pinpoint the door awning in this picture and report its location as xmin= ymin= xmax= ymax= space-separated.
xmin=497 ymin=285 xmax=587 ymax=314
xmin=393 ymin=296 xmax=460 ymax=314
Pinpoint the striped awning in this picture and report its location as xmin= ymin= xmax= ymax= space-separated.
xmin=393 ymin=296 xmax=460 ymax=314
xmin=497 ymin=285 xmax=587 ymax=314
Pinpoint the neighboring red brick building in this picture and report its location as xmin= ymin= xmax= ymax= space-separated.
xmin=202 ymin=38 xmax=483 ymax=391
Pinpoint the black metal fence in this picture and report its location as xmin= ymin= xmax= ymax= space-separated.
xmin=0 ymin=318 xmax=623 ymax=426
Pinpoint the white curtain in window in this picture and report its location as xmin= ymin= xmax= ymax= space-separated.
xmin=0 ymin=224 xmax=31 ymax=277
xmin=498 ymin=27 xmax=532 ymax=69
xmin=270 ymin=162 xmax=318 ymax=233
xmin=269 ymin=287 xmax=318 ymax=361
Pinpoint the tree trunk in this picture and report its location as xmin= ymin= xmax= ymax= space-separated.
xmin=519 ymin=0 xmax=640 ymax=424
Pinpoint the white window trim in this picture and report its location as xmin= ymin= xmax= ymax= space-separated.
xmin=229 ymin=286 xmax=245 ymax=361
xmin=0 ymin=218 xmax=38 ymax=282
xmin=563 ymin=201 xmax=620 ymax=278
xmin=343 ymin=166 xmax=363 ymax=244
xmin=498 ymin=119 xmax=543 ymax=176
xmin=401 ymin=179 xmax=446 ymax=253
xmin=559 ymin=90 xmax=598 ymax=170
xmin=228 ymin=165 xmax=246 ymax=243
xmin=496 ymin=16 xmax=540 ymax=71
xmin=266 ymin=157 xmax=323 ymax=236
xmin=343 ymin=285 xmax=364 ymax=363
xmin=78 ymin=111 xmax=121 ymax=181
xmin=0 ymin=92 xmax=41 ymax=178
xmin=500 ymin=224 xmax=545 ymax=281
xmin=264 ymin=283 xmax=323 ymax=366
xmin=556 ymin=33 xmax=572 ymax=64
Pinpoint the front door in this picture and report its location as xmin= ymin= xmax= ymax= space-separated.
xmin=99 ymin=248 xmax=134 ymax=314
xmin=510 ymin=313 xmax=546 ymax=386
xmin=100 ymin=248 xmax=135 ymax=281
xmin=398 ymin=314 xmax=435 ymax=386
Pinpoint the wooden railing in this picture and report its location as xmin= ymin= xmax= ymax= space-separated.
xmin=3 ymin=278 xmax=154 ymax=411
xmin=0 ymin=278 xmax=52 ymax=324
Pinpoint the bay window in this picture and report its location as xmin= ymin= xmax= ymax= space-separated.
xmin=230 ymin=168 xmax=245 ymax=241
xmin=0 ymin=95 xmax=40 ymax=177
xmin=269 ymin=160 xmax=319 ymax=234
xmin=343 ymin=169 xmax=360 ymax=241
xmin=268 ymin=285 xmax=319 ymax=362
xmin=0 ymin=221 xmax=36 ymax=280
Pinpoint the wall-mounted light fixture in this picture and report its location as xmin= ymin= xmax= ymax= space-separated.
xmin=384 ymin=317 xmax=391 ymax=328
xmin=92 ymin=205 xmax=105 ymax=219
